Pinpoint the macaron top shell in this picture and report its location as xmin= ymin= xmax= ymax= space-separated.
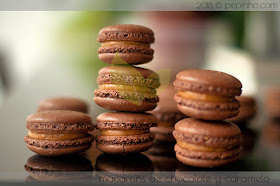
xmin=37 ymin=97 xmax=88 ymax=112
xmin=97 ymin=112 xmax=157 ymax=130
xmin=27 ymin=110 xmax=92 ymax=124
xmin=174 ymin=69 xmax=242 ymax=96
xmin=98 ymin=24 xmax=154 ymax=43
xmin=175 ymin=118 xmax=241 ymax=138
xmin=26 ymin=110 xmax=94 ymax=133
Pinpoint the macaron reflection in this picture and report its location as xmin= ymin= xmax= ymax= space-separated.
xmin=24 ymin=154 xmax=93 ymax=182
xmin=95 ymin=153 xmax=153 ymax=183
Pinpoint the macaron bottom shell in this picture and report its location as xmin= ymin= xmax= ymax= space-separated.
xmin=94 ymin=96 xmax=157 ymax=112
xmin=24 ymin=134 xmax=94 ymax=156
xmin=174 ymin=94 xmax=240 ymax=121
xmin=98 ymin=53 xmax=153 ymax=65
xmin=176 ymin=152 xmax=240 ymax=168
xmin=96 ymin=141 xmax=154 ymax=154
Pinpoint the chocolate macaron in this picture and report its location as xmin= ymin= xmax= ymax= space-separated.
xmin=174 ymin=69 xmax=242 ymax=120
xmin=37 ymin=97 xmax=88 ymax=113
xmin=94 ymin=65 xmax=160 ymax=112
xmin=228 ymin=96 xmax=257 ymax=124
xmin=173 ymin=118 xmax=242 ymax=168
xmin=265 ymin=86 xmax=280 ymax=119
xmin=24 ymin=110 xmax=94 ymax=156
xmin=150 ymin=97 xmax=186 ymax=142
xmin=97 ymin=24 xmax=154 ymax=65
xmin=96 ymin=112 xmax=157 ymax=154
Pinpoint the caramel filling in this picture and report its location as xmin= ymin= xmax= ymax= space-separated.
xmin=101 ymin=130 xmax=148 ymax=136
xmin=177 ymin=140 xmax=232 ymax=152
xmin=178 ymin=91 xmax=234 ymax=102
xmin=28 ymin=131 xmax=87 ymax=140
xmin=102 ymin=41 xmax=150 ymax=48
xmin=99 ymin=84 xmax=156 ymax=94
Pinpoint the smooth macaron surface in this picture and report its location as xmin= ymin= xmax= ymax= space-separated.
xmin=37 ymin=97 xmax=88 ymax=113
xmin=95 ymin=112 xmax=157 ymax=154
xmin=26 ymin=110 xmax=94 ymax=133
xmin=24 ymin=110 xmax=94 ymax=156
xmin=94 ymin=65 xmax=160 ymax=112
xmin=173 ymin=69 xmax=242 ymax=120
xmin=173 ymin=118 xmax=242 ymax=168
xmin=97 ymin=24 xmax=155 ymax=65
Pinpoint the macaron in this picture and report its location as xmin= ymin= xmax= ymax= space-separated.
xmin=97 ymin=24 xmax=154 ymax=65
xmin=228 ymin=96 xmax=257 ymax=124
xmin=24 ymin=110 xmax=94 ymax=156
xmin=173 ymin=69 xmax=242 ymax=120
xmin=95 ymin=112 xmax=157 ymax=154
xmin=37 ymin=97 xmax=88 ymax=113
xmin=94 ymin=65 xmax=160 ymax=112
xmin=265 ymin=86 xmax=280 ymax=119
xmin=173 ymin=118 xmax=242 ymax=168
xmin=150 ymin=97 xmax=186 ymax=142
xmin=25 ymin=154 xmax=93 ymax=181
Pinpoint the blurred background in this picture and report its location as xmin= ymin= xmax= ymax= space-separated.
xmin=0 ymin=11 xmax=280 ymax=173
xmin=0 ymin=11 xmax=280 ymax=109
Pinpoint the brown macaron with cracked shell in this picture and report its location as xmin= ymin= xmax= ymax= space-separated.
xmin=24 ymin=110 xmax=94 ymax=156
xmin=97 ymin=24 xmax=154 ymax=65
xmin=96 ymin=112 xmax=157 ymax=154
xmin=173 ymin=118 xmax=242 ymax=168
xmin=94 ymin=65 xmax=160 ymax=112
xmin=174 ymin=69 xmax=242 ymax=120
xmin=37 ymin=97 xmax=88 ymax=113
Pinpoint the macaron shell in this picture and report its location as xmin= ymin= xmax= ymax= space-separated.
xmin=174 ymin=118 xmax=241 ymax=138
xmin=94 ymin=96 xmax=157 ymax=112
xmin=96 ymin=133 xmax=154 ymax=154
xmin=175 ymin=153 xmax=240 ymax=168
xmin=97 ymin=112 xmax=157 ymax=130
xmin=26 ymin=110 xmax=92 ymax=124
xmin=37 ymin=98 xmax=88 ymax=113
xmin=97 ymin=24 xmax=154 ymax=43
xmin=26 ymin=143 xmax=92 ymax=156
xmin=26 ymin=122 xmax=94 ymax=133
xmin=97 ymin=112 xmax=156 ymax=123
xmin=174 ymin=144 xmax=242 ymax=160
xmin=98 ymin=53 xmax=153 ymax=65
xmin=175 ymin=94 xmax=240 ymax=120
xmin=150 ymin=127 xmax=175 ymax=142
xmin=174 ymin=69 xmax=242 ymax=97
xmin=96 ymin=141 xmax=153 ymax=154
xmin=176 ymin=105 xmax=239 ymax=121
xmin=24 ymin=135 xmax=94 ymax=148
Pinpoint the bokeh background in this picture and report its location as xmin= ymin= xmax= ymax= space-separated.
xmin=0 ymin=11 xmax=280 ymax=173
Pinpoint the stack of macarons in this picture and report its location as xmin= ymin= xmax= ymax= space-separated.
xmin=173 ymin=69 xmax=243 ymax=168
xmin=94 ymin=24 xmax=160 ymax=154
xmin=24 ymin=97 xmax=94 ymax=156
